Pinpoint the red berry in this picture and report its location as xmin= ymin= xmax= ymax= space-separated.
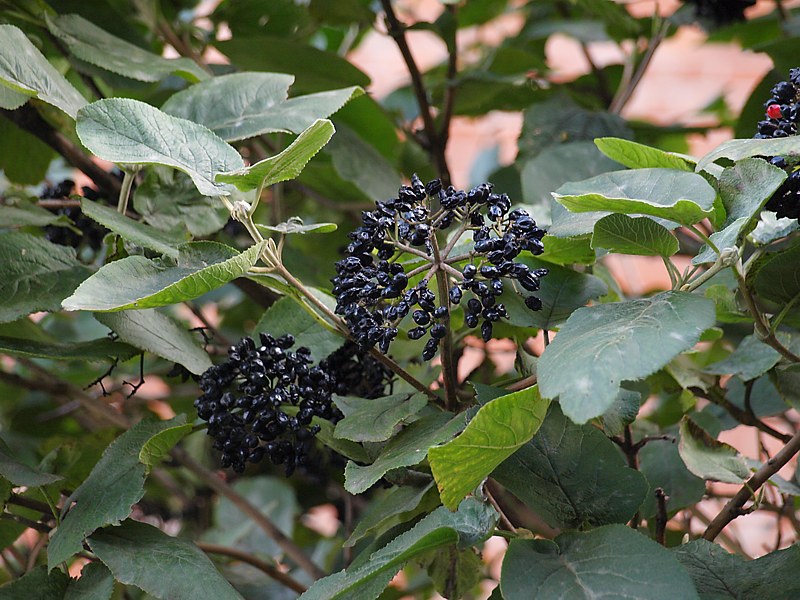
xmin=767 ymin=104 xmax=783 ymax=119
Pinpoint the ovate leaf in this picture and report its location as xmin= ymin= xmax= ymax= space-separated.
xmin=553 ymin=168 xmax=716 ymax=226
xmin=138 ymin=423 xmax=193 ymax=469
xmin=345 ymin=483 xmax=435 ymax=547
xmin=492 ymin=404 xmax=648 ymax=529
xmin=95 ymin=309 xmax=212 ymax=375
xmin=0 ymin=24 xmax=87 ymax=118
xmin=88 ymin=520 xmax=243 ymax=600
xmin=0 ymin=565 xmax=68 ymax=599
xmin=678 ymin=417 xmax=750 ymax=483
xmin=76 ymin=98 xmax=244 ymax=196
xmin=539 ymin=291 xmax=715 ymax=423
xmin=429 ymin=386 xmax=550 ymax=510
xmin=63 ymin=241 xmax=264 ymax=311
xmin=703 ymin=334 xmax=781 ymax=381
xmin=48 ymin=416 xmax=186 ymax=569
xmin=46 ymin=14 xmax=207 ymax=83
xmin=0 ymin=232 xmax=91 ymax=323
xmin=501 ymin=525 xmax=699 ymax=600
xmin=592 ymin=213 xmax=679 ymax=256
xmin=0 ymin=439 xmax=62 ymax=486
xmin=594 ymin=137 xmax=695 ymax=171
xmin=253 ymin=296 xmax=343 ymax=361
xmin=300 ymin=498 xmax=496 ymax=600
xmin=216 ymin=119 xmax=334 ymax=191
xmin=334 ymin=393 xmax=427 ymax=443
xmin=0 ymin=335 xmax=137 ymax=362
xmin=697 ymin=136 xmax=800 ymax=172
xmin=639 ymin=438 xmax=706 ymax=518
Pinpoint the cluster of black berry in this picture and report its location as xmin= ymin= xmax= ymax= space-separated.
xmin=332 ymin=176 xmax=547 ymax=360
xmin=755 ymin=70 xmax=800 ymax=139
xmin=195 ymin=333 xmax=339 ymax=475
xmin=683 ymin=0 xmax=755 ymax=26
xmin=319 ymin=341 xmax=393 ymax=399
xmin=765 ymin=168 xmax=800 ymax=220
xmin=42 ymin=180 xmax=108 ymax=251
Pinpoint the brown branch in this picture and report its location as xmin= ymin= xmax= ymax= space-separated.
xmin=703 ymin=427 xmax=800 ymax=541
xmin=654 ymin=488 xmax=668 ymax=546
xmin=196 ymin=542 xmax=306 ymax=594
xmin=438 ymin=3 xmax=458 ymax=151
xmin=609 ymin=22 xmax=668 ymax=115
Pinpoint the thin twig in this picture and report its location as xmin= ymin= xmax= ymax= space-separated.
xmin=196 ymin=542 xmax=307 ymax=594
xmin=609 ymin=21 xmax=669 ymax=115
xmin=431 ymin=234 xmax=458 ymax=410
xmin=654 ymin=488 xmax=668 ymax=546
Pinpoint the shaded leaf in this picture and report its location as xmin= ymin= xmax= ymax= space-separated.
xmin=345 ymin=483 xmax=435 ymax=547
xmin=76 ymin=98 xmax=244 ymax=196
xmin=492 ymin=404 xmax=648 ymax=529
xmin=598 ymin=388 xmax=642 ymax=437
xmin=334 ymin=393 xmax=427 ymax=443
xmin=501 ymin=525 xmax=699 ymax=600
xmin=139 ymin=423 xmax=192 ymax=469
xmin=703 ymin=334 xmax=781 ymax=380
xmin=592 ymin=213 xmax=679 ymax=256
xmin=327 ymin=124 xmax=401 ymax=202
xmin=678 ymin=417 xmax=750 ymax=483
xmin=48 ymin=416 xmax=186 ymax=568
xmin=63 ymin=241 xmax=264 ymax=311
xmin=89 ymin=520 xmax=243 ymax=600
xmin=0 ymin=117 xmax=56 ymax=185
xmin=0 ymin=24 xmax=87 ymax=118
xmin=422 ymin=546 xmax=483 ymax=600
xmin=253 ymin=296 xmax=343 ymax=361
xmin=539 ymin=291 xmax=715 ymax=423
xmin=65 ymin=562 xmax=114 ymax=600
xmin=0 ymin=335 xmax=137 ymax=362
xmin=0 ymin=565 xmax=69 ymax=599
xmin=429 ymin=386 xmax=550 ymax=510
xmin=0 ymin=438 xmax=62 ymax=486
xmin=752 ymin=240 xmax=800 ymax=305
xmin=639 ymin=437 xmax=705 ymax=518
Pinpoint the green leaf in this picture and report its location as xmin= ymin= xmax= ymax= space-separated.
xmin=345 ymin=483 xmax=435 ymax=547
xmin=0 ymin=24 xmax=87 ymax=118
xmin=0 ymin=335 xmax=137 ymax=362
xmin=0 ymin=198 xmax=70 ymax=228
xmin=673 ymin=539 xmax=800 ymax=599
xmin=88 ymin=520 xmax=243 ymax=600
xmin=0 ymin=232 xmax=91 ymax=323
xmin=0 ymin=438 xmax=62 ymax=486
xmin=0 ymin=117 xmax=57 ymax=185
xmin=703 ymin=334 xmax=781 ymax=380
xmin=81 ymin=199 xmax=185 ymax=259
xmin=132 ymin=167 xmax=230 ymax=237
xmin=697 ymin=136 xmax=800 ymax=172
xmin=595 ymin=137 xmax=695 ymax=171
xmin=598 ymin=388 xmax=642 ymax=436
xmin=719 ymin=158 xmax=786 ymax=226
xmin=539 ymin=291 xmax=715 ymax=423
xmin=0 ymin=83 xmax=28 ymax=110
xmin=46 ymin=14 xmax=207 ymax=83
xmin=203 ymin=476 xmax=298 ymax=559
xmin=501 ymin=525 xmax=700 ymax=600
xmin=48 ymin=416 xmax=186 ymax=569
xmin=553 ymin=168 xmax=717 ymax=226
xmin=255 ymin=217 xmax=337 ymax=235
xmin=752 ymin=240 xmax=800 ymax=305
xmin=492 ymin=404 xmax=648 ymax=529
xmin=253 ymin=296 xmax=343 ymax=361
xmin=692 ymin=216 xmax=748 ymax=265
xmin=216 ymin=119 xmax=334 ymax=191
xmin=537 ymin=234 xmax=596 ymax=265
xmin=639 ymin=438 xmax=705 ymax=518
xmin=138 ymin=423 xmax=192 ymax=469
xmin=592 ymin=213 xmax=679 ymax=256
xmin=344 ymin=412 xmax=465 ymax=494
xmin=421 ymin=546 xmax=483 ymax=600
xmin=63 ymin=241 xmax=264 ymax=311
xmin=334 ymin=393 xmax=427 ymax=443
xmin=162 ymin=71 xmax=362 ymax=141
xmin=429 ymin=386 xmax=550 ymax=510
xmin=751 ymin=211 xmax=799 ymax=246
xmin=0 ymin=565 xmax=69 ymax=599
xmin=94 ymin=309 xmax=212 ymax=375
xmin=300 ymin=498 xmax=497 ymax=600
xmin=678 ymin=417 xmax=750 ymax=484
xmin=65 ymin=562 xmax=114 ymax=600
xmin=76 ymin=98 xmax=244 ymax=196
xmin=328 ymin=124 xmax=401 ymax=202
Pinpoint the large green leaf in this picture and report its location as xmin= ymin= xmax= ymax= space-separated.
xmin=327 ymin=124 xmax=401 ymax=202
xmin=0 ymin=335 xmax=137 ymax=362
xmin=538 ymin=291 xmax=715 ymax=423
xmin=0 ymin=565 xmax=69 ymax=599
xmin=429 ymin=386 xmax=550 ymax=510
xmin=594 ymin=137 xmax=695 ymax=171
xmin=63 ymin=241 xmax=264 ymax=311
xmin=553 ymin=168 xmax=717 ymax=226
xmin=344 ymin=412 xmax=464 ymax=494
xmin=334 ymin=393 xmax=427 ymax=443
xmin=592 ymin=213 xmax=679 ymax=256
xmin=678 ymin=417 xmax=750 ymax=484
xmin=501 ymin=525 xmax=699 ymax=600
xmin=300 ymin=498 xmax=497 ymax=600
xmin=696 ymin=136 xmax=800 ymax=172
xmin=216 ymin=119 xmax=334 ymax=191
xmin=88 ymin=520 xmax=243 ymax=600
xmin=253 ymin=296 xmax=342 ymax=360
xmin=638 ymin=438 xmax=706 ymax=518
xmin=94 ymin=309 xmax=212 ymax=375
xmin=752 ymin=240 xmax=800 ymax=305
xmin=673 ymin=539 xmax=800 ymax=599
xmin=345 ymin=483 xmax=435 ymax=547
xmin=162 ymin=71 xmax=362 ymax=141
xmin=46 ymin=14 xmax=207 ymax=83
xmin=0 ymin=232 xmax=91 ymax=323
xmin=0 ymin=117 xmax=57 ymax=185
xmin=0 ymin=438 xmax=62 ymax=487
xmin=48 ymin=416 xmax=186 ymax=569
xmin=492 ymin=404 xmax=648 ymax=529
xmin=0 ymin=24 xmax=87 ymax=118
xmin=76 ymin=98 xmax=244 ymax=196
xmin=65 ymin=562 xmax=114 ymax=600
xmin=81 ymin=199 xmax=185 ymax=259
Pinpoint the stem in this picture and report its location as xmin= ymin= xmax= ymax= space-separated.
xmin=196 ymin=542 xmax=306 ymax=593
xmin=687 ymin=224 xmax=720 ymax=255
xmin=431 ymin=235 xmax=458 ymax=410
xmin=703 ymin=427 xmax=800 ymax=541
xmin=171 ymin=447 xmax=325 ymax=580
xmin=654 ymin=488 xmax=668 ymax=546
xmin=117 ymin=169 xmax=135 ymax=214
xmin=438 ymin=3 xmax=458 ymax=150
xmin=610 ymin=20 xmax=668 ymax=115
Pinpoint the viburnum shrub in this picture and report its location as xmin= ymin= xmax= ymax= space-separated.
xmin=5 ymin=2 xmax=800 ymax=599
